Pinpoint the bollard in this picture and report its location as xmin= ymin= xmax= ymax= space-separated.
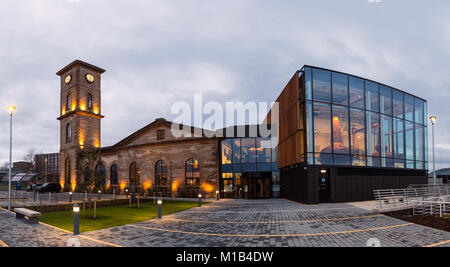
xmin=157 ymin=198 xmax=162 ymax=219
xmin=73 ymin=204 xmax=80 ymax=235
xmin=216 ymin=191 xmax=220 ymax=201
xmin=198 ymin=194 xmax=202 ymax=207
xmin=94 ymin=201 xmax=97 ymax=219
xmin=69 ymin=192 xmax=73 ymax=203
xmin=98 ymin=190 xmax=101 ymax=200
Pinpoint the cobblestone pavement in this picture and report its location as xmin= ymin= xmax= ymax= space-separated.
xmin=0 ymin=209 xmax=109 ymax=247
xmin=80 ymin=199 xmax=450 ymax=247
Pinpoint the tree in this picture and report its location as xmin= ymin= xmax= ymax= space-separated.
xmin=77 ymin=148 xmax=105 ymax=194
xmin=23 ymin=149 xmax=36 ymax=172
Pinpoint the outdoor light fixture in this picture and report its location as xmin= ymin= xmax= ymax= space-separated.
xmin=321 ymin=170 xmax=327 ymax=174
xmin=429 ymin=115 xmax=437 ymax=185
xmin=7 ymin=105 xmax=16 ymax=213
xmin=216 ymin=190 xmax=220 ymax=201
xmin=157 ymin=198 xmax=162 ymax=219
xmin=69 ymin=191 xmax=73 ymax=203
xmin=73 ymin=204 xmax=80 ymax=235
xmin=198 ymin=194 xmax=202 ymax=207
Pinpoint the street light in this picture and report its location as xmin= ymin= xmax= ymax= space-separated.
xmin=429 ymin=115 xmax=437 ymax=185
xmin=7 ymin=105 xmax=15 ymax=213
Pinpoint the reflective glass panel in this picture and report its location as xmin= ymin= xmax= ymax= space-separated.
xmin=332 ymin=105 xmax=349 ymax=154
xmin=405 ymin=121 xmax=414 ymax=160
xmin=415 ymin=124 xmax=424 ymax=162
xmin=350 ymin=108 xmax=366 ymax=157
xmin=393 ymin=90 xmax=404 ymax=119
xmin=365 ymin=81 xmax=379 ymax=112
xmin=313 ymin=102 xmax=332 ymax=154
xmin=221 ymin=140 xmax=232 ymax=164
xmin=306 ymin=101 xmax=314 ymax=153
xmin=241 ymin=138 xmax=257 ymax=163
xmin=405 ymin=94 xmax=414 ymax=122
xmin=366 ymin=112 xmax=380 ymax=164
xmin=381 ymin=115 xmax=393 ymax=159
xmin=349 ymin=76 xmax=365 ymax=108
xmin=305 ymin=67 xmax=312 ymax=100
xmin=334 ymin=154 xmax=350 ymax=166
xmin=393 ymin=118 xmax=405 ymax=159
xmin=332 ymin=72 xmax=349 ymax=105
xmin=312 ymin=69 xmax=331 ymax=102
xmin=380 ymin=86 xmax=392 ymax=115
xmin=414 ymin=98 xmax=424 ymax=125
xmin=256 ymin=138 xmax=272 ymax=163
xmin=424 ymin=126 xmax=428 ymax=163
xmin=232 ymin=139 xmax=241 ymax=163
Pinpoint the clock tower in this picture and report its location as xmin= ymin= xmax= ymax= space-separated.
xmin=56 ymin=60 xmax=105 ymax=191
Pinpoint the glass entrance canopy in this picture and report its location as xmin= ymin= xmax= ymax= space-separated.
xmin=302 ymin=66 xmax=428 ymax=170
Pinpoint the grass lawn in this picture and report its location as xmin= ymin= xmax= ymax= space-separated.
xmin=40 ymin=201 xmax=203 ymax=233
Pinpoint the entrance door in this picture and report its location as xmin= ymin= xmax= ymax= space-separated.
xmin=242 ymin=172 xmax=272 ymax=199
xmin=318 ymin=171 xmax=331 ymax=203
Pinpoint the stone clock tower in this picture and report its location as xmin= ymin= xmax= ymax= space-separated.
xmin=56 ymin=60 xmax=105 ymax=191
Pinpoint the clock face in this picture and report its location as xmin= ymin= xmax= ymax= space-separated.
xmin=85 ymin=73 xmax=95 ymax=83
xmin=65 ymin=75 xmax=72 ymax=84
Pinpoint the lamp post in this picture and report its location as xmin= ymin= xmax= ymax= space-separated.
xmin=198 ymin=194 xmax=202 ymax=207
xmin=429 ymin=116 xmax=437 ymax=185
xmin=73 ymin=204 xmax=80 ymax=235
xmin=7 ymin=105 xmax=15 ymax=213
xmin=44 ymin=158 xmax=47 ymax=183
xmin=157 ymin=198 xmax=162 ymax=219
xmin=216 ymin=190 xmax=220 ymax=201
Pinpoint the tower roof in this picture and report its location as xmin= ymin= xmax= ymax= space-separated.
xmin=56 ymin=60 xmax=106 ymax=75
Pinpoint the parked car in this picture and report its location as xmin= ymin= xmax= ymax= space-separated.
xmin=36 ymin=183 xmax=61 ymax=193
xmin=26 ymin=184 xmax=41 ymax=192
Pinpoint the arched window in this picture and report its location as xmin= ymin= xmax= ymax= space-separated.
xmin=66 ymin=123 xmax=71 ymax=143
xmin=155 ymin=160 xmax=168 ymax=185
xmin=129 ymin=162 xmax=140 ymax=186
xmin=66 ymin=94 xmax=72 ymax=110
xmin=185 ymin=159 xmax=200 ymax=186
xmin=87 ymin=93 xmax=93 ymax=110
xmin=110 ymin=164 xmax=118 ymax=185
xmin=65 ymin=158 xmax=71 ymax=185
xmin=96 ymin=162 xmax=106 ymax=185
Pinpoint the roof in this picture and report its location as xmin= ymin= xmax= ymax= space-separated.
xmin=2 ymin=173 xmax=39 ymax=183
xmin=111 ymin=118 xmax=217 ymax=148
xmin=428 ymin=168 xmax=450 ymax=177
xmin=56 ymin=60 xmax=106 ymax=75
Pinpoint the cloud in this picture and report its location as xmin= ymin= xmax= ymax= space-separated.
xmin=0 ymin=0 xmax=449 ymax=171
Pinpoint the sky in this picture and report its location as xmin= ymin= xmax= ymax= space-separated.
xmin=0 ymin=0 xmax=449 ymax=170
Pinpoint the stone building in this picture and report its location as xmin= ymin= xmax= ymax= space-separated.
xmin=56 ymin=60 xmax=220 ymax=196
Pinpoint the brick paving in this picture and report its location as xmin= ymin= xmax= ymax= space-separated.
xmin=81 ymin=199 xmax=450 ymax=247
xmin=0 ymin=199 xmax=449 ymax=247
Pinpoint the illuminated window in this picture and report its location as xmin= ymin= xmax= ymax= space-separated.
xmin=185 ymin=159 xmax=200 ymax=186
xmin=350 ymin=108 xmax=366 ymax=166
xmin=155 ymin=160 xmax=168 ymax=185
xmin=221 ymin=140 xmax=232 ymax=164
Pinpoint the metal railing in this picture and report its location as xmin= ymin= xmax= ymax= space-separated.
xmin=374 ymin=184 xmax=450 ymax=209
xmin=413 ymin=196 xmax=450 ymax=217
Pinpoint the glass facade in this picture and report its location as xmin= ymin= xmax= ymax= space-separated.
xmin=303 ymin=66 xmax=427 ymax=170
xmin=220 ymin=137 xmax=279 ymax=198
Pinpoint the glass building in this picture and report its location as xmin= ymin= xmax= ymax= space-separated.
xmin=303 ymin=66 xmax=428 ymax=170
xmin=219 ymin=126 xmax=279 ymax=199
xmin=277 ymin=66 xmax=428 ymax=204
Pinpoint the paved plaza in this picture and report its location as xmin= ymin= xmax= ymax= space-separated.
xmin=0 ymin=199 xmax=449 ymax=247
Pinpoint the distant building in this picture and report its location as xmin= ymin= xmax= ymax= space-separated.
xmin=34 ymin=153 xmax=60 ymax=183
xmin=428 ymin=168 xmax=450 ymax=184
xmin=12 ymin=161 xmax=32 ymax=173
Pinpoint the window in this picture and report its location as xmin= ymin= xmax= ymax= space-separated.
xmin=65 ymin=158 xmax=71 ymax=185
xmin=414 ymin=98 xmax=424 ymax=125
xmin=313 ymin=102 xmax=332 ymax=164
xmin=365 ymin=81 xmax=379 ymax=112
xmin=381 ymin=115 xmax=393 ymax=167
xmin=405 ymin=95 xmax=414 ymax=122
xmin=306 ymin=101 xmax=314 ymax=158
xmin=393 ymin=118 xmax=405 ymax=159
xmin=241 ymin=138 xmax=257 ymax=164
xmin=380 ymin=86 xmax=392 ymax=115
xmin=155 ymin=160 xmax=168 ymax=185
xmin=393 ymin=90 xmax=404 ymax=119
xmin=157 ymin=129 xmax=165 ymax=140
xmin=221 ymin=140 xmax=232 ymax=164
xmin=350 ymin=108 xmax=366 ymax=166
xmin=185 ymin=159 xmax=200 ymax=186
xmin=349 ymin=77 xmax=364 ymax=109
xmin=332 ymin=72 xmax=348 ymax=105
xmin=129 ymin=162 xmax=140 ymax=186
xmin=87 ymin=93 xmax=93 ymax=110
xmin=312 ymin=69 xmax=331 ymax=102
xmin=305 ymin=67 xmax=312 ymax=100
xmin=256 ymin=138 xmax=272 ymax=163
xmin=66 ymin=124 xmax=71 ymax=143
xmin=332 ymin=105 xmax=349 ymax=154
xmin=110 ymin=164 xmax=118 ymax=185
xmin=366 ymin=111 xmax=380 ymax=166
xmin=66 ymin=94 xmax=72 ymax=110
xmin=415 ymin=124 xmax=424 ymax=162
xmin=95 ymin=162 xmax=106 ymax=185
xmin=232 ymin=139 xmax=241 ymax=163
xmin=405 ymin=121 xmax=414 ymax=161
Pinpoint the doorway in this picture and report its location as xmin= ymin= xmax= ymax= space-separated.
xmin=242 ymin=172 xmax=272 ymax=199
xmin=318 ymin=170 xmax=331 ymax=203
